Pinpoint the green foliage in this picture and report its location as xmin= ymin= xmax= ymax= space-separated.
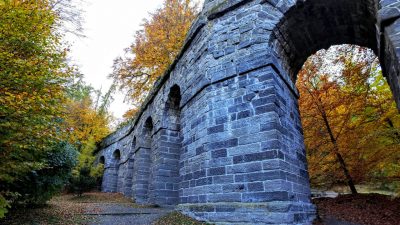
xmin=62 ymin=75 xmax=112 ymax=152
xmin=0 ymin=1 xmax=80 ymax=217
xmin=0 ymin=0 xmax=70 ymax=184
xmin=63 ymin=76 xmax=111 ymax=196
xmin=91 ymin=163 xmax=105 ymax=180
xmin=66 ymin=72 xmax=94 ymax=102
xmin=0 ymin=195 xmax=10 ymax=219
xmin=0 ymin=0 xmax=112 ymax=218
xmin=7 ymin=141 xmax=78 ymax=205
xmin=69 ymin=167 xmax=97 ymax=197
xmin=68 ymin=137 xmax=105 ymax=196
xmin=75 ymin=137 xmax=104 ymax=180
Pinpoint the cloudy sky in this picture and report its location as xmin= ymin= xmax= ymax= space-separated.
xmin=67 ymin=0 xmax=204 ymax=122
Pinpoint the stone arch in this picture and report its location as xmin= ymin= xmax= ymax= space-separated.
xmin=98 ymin=155 xmax=105 ymax=190
xmin=254 ymin=0 xmax=400 ymax=222
xmin=111 ymin=149 xmax=121 ymax=192
xmin=270 ymin=0 xmax=379 ymax=82
xmin=143 ymin=117 xmax=154 ymax=139
xmin=134 ymin=117 xmax=153 ymax=204
xmin=99 ymin=155 xmax=105 ymax=165
xmin=151 ymin=84 xmax=182 ymax=205
xmin=113 ymin=149 xmax=121 ymax=160
xmin=165 ymin=84 xmax=181 ymax=121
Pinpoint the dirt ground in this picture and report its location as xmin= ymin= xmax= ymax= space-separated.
xmin=0 ymin=192 xmax=196 ymax=225
xmin=313 ymin=193 xmax=400 ymax=225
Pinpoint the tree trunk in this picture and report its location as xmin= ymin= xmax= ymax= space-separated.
xmin=386 ymin=118 xmax=400 ymax=141
xmin=321 ymin=110 xmax=358 ymax=194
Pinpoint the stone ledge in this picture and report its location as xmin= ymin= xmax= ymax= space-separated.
xmin=178 ymin=201 xmax=316 ymax=224
xmin=177 ymin=201 xmax=315 ymax=213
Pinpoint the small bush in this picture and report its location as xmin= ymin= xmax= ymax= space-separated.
xmin=69 ymin=166 xmax=97 ymax=196
xmin=12 ymin=142 xmax=78 ymax=205
xmin=0 ymin=141 xmax=78 ymax=214
xmin=0 ymin=194 xmax=10 ymax=218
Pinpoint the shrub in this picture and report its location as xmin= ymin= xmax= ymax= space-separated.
xmin=0 ymin=195 xmax=10 ymax=218
xmin=67 ymin=137 xmax=104 ymax=196
xmin=69 ymin=166 xmax=97 ymax=196
xmin=7 ymin=141 xmax=78 ymax=206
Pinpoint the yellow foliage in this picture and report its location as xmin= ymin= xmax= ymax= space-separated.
xmin=0 ymin=0 xmax=70 ymax=183
xmin=298 ymin=45 xmax=400 ymax=189
xmin=111 ymin=0 xmax=198 ymax=115
xmin=63 ymin=96 xmax=110 ymax=151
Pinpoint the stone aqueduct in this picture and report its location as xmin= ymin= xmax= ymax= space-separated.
xmin=96 ymin=0 xmax=400 ymax=224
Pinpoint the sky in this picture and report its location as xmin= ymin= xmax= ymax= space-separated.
xmin=67 ymin=0 xmax=205 ymax=122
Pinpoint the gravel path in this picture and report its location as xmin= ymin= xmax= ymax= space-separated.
xmin=83 ymin=203 xmax=173 ymax=225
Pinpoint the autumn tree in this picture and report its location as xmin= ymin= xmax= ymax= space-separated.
xmin=63 ymin=75 xmax=112 ymax=194
xmin=0 ymin=0 xmax=78 ymax=216
xmin=353 ymin=69 xmax=400 ymax=191
xmin=64 ymin=76 xmax=111 ymax=151
xmin=298 ymin=45 xmax=400 ymax=193
xmin=111 ymin=0 xmax=199 ymax=119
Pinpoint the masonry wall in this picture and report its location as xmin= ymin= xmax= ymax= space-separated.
xmin=96 ymin=0 xmax=400 ymax=224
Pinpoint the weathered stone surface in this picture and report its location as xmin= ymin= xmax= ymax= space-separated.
xmin=96 ymin=0 xmax=400 ymax=224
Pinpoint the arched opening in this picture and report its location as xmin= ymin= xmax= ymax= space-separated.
xmin=152 ymin=84 xmax=181 ymax=205
xmin=143 ymin=118 xmax=154 ymax=141
xmin=266 ymin=0 xmax=400 ymax=220
xmin=98 ymin=156 xmax=106 ymax=190
xmin=144 ymin=117 xmax=153 ymax=130
xmin=113 ymin=149 xmax=121 ymax=160
xmin=166 ymin=84 xmax=181 ymax=121
xmin=134 ymin=117 xmax=153 ymax=204
xmin=271 ymin=0 xmax=378 ymax=82
xmin=143 ymin=117 xmax=154 ymax=150
xmin=99 ymin=156 xmax=105 ymax=165
xmin=111 ymin=149 xmax=121 ymax=192
xmin=296 ymin=44 xmax=399 ymax=194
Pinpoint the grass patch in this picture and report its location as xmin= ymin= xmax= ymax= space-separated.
xmin=153 ymin=211 xmax=210 ymax=225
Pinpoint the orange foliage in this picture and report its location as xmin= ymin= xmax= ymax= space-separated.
xmin=298 ymin=45 xmax=400 ymax=190
xmin=111 ymin=0 xmax=199 ymax=117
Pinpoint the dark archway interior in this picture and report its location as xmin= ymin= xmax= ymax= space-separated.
xmin=165 ymin=85 xmax=181 ymax=131
xmin=144 ymin=117 xmax=153 ymax=131
xmin=271 ymin=0 xmax=378 ymax=82
xmin=113 ymin=149 xmax=121 ymax=161
xmin=111 ymin=149 xmax=121 ymax=192
xmin=166 ymin=85 xmax=181 ymax=111
xmin=99 ymin=156 xmax=105 ymax=164
xmin=143 ymin=117 xmax=154 ymax=144
xmin=143 ymin=117 xmax=154 ymax=148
